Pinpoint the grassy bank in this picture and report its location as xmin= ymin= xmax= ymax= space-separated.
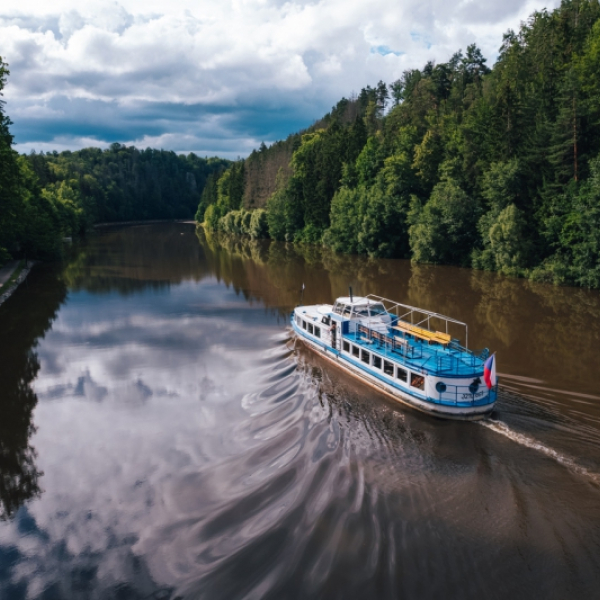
xmin=0 ymin=260 xmax=25 ymax=295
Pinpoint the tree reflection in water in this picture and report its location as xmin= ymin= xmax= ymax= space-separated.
xmin=197 ymin=227 xmax=600 ymax=453
xmin=0 ymin=265 xmax=67 ymax=519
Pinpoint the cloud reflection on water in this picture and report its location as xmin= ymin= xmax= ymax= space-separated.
xmin=1 ymin=275 xmax=279 ymax=596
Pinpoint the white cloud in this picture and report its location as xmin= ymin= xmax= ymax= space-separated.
xmin=0 ymin=0 xmax=561 ymax=155
xmin=14 ymin=136 xmax=111 ymax=154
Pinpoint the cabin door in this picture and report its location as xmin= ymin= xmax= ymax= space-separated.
xmin=331 ymin=324 xmax=338 ymax=350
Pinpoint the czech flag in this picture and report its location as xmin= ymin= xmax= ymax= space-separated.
xmin=483 ymin=353 xmax=497 ymax=389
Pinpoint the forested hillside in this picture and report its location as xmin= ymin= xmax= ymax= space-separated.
xmin=0 ymin=60 xmax=229 ymax=261
xmin=201 ymin=0 xmax=600 ymax=289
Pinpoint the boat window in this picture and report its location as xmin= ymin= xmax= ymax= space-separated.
xmin=302 ymin=320 xmax=307 ymax=330
xmin=343 ymin=305 xmax=352 ymax=316
xmin=315 ymin=327 xmax=321 ymax=338
xmin=354 ymin=305 xmax=370 ymax=317
xmin=383 ymin=360 xmax=394 ymax=376
xmin=343 ymin=341 xmax=350 ymax=352
xmin=372 ymin=355 xmax=382 ymax=369
xmin=333 ymin=302 xmax=343 ymax=315
xmin=307 ymin=323 xmax=314 ymax=334
xmin=361 ymin=349 xmax=370 ymax=364
xmin=369 ymin=303 xmax=387 ymax=316
xmin=396 ymin=367 xmax=407 ymax=381
xmin=296 ymin=315 xmax=301 ymax=326
xmin=410 ymin=373 xmax=425 ymax=390
xmin=352 ymin=345 xmax=360 ymax=357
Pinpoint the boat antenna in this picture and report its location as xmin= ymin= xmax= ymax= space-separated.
xmin=349 ymin=286 xmax=353 ymax=302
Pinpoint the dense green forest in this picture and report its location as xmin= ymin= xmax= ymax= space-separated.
xmin=0 ymin=60 xmax=229 ymax=262
xmin=200 ymin=0 xmax=600 ymax=288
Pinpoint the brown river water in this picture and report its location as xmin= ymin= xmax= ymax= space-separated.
xmin=0 ymin=222 xmax=599 ymax=599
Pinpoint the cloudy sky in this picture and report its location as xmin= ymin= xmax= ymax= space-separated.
xmin=1 ymin=0 xmax=558 ymax=159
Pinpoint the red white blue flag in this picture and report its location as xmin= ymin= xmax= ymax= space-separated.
xmin=483 ymin=353 xmax=497 ymax=389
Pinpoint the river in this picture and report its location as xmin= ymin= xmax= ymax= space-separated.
xmin=0 ymin=222 xmax=599 ymax=599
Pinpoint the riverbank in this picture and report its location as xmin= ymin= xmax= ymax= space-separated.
xmin=0 ymin=260 xmax=35 ymax=307
xmin=93 ymin=219 xmax=194 ymax=228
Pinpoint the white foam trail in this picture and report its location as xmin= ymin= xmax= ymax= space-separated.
xmin=480 ymin=419 xmax=600 ymax=485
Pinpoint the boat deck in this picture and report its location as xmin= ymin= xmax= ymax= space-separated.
xmin=344 ymin=325 xmax=485 ymax=377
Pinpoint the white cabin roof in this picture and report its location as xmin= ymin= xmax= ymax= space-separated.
xmin=334 ymin=296 xmax=381 ymax=306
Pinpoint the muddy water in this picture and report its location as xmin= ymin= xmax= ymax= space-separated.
xmin=0 ymin=222 xmax=599 ymax=599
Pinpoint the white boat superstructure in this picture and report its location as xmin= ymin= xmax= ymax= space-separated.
xmin=291 ymin=294 xmax=497 ymax=420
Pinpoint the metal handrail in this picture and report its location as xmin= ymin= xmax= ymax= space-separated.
xmin=345 ymin=323 xmax=496 ymax=407
xmin=355 ymin=322 xmax=483 ymax=376
xmin=433 ymin=383 xmax=497 ymax=407
xmin=365 ymin=294 xmax=469 ymax=349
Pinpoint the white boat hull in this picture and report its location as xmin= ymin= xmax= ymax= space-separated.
xmin=293 ymin=327 xmax=494 ymax=421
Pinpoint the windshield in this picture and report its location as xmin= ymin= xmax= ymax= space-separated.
xmin=369 ymin=304 xmax=387 ymax=316
xmin=353 ymin=306 xmax=370 ymax=317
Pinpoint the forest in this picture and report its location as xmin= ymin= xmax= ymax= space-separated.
xmin=200 ymin=0 xmax=600 ymax=289
xmin=0 ymin=61 xmax=229 ymax=261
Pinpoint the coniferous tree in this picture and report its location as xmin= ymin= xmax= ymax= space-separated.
xmin=198 ymin=0 xmax=600 ymax=289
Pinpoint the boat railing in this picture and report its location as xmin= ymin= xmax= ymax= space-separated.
xmin=356 ymin=323 xmax=486 ymax=374
xmin=348 ymin=323 xmax=496 ymax=406
xmin=365 ymin=294 xmax=470 ymax=349
xmin=423 ymin=348 xmax=489 ymax=373
xmin=357 ymin=324 xmax=423 ymax=360
xmin=433 ymin=383 xmax=497 ymax=407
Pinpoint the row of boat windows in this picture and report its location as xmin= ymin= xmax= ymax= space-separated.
xmin=296 ymin=314 xmax=425 ymax=392
xmin=296 ymin=316 xmax=321 ymax=338
xmin=342 ymin=341 xmax=425 ymax=390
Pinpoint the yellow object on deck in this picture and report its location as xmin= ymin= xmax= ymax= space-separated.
xmin=393 ymin=321 xmax=451 ymax=345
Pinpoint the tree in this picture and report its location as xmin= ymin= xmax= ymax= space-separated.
xmin=390 ymin=70 xmax=422 ymax=106
xmin=249 ymin=209 xmax=269 ymax=239
xmin=474 ymin=203 xmax=532 ymax=275
xmin=356 ymin=137 xmax=383 ymax=186
xmin=409 ymin=179 xmax=481 ymax=265
xmin=461 ymin=44 xmax=491 ymax=87
xmin=412 ymin=128 xmax=444 ymax=193
xmin=358 ymin=183 xmax=406 ymax=258
xmin=0 ymin=58 xmax=22 ymax=262
xmin=323 ymin=186 xmax=364 ymax=254
xmin=266 ymin=170 xmax=289 ymax=241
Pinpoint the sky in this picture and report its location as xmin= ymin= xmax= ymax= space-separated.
xmin=1 ymin=0 xmax=559 ymax=159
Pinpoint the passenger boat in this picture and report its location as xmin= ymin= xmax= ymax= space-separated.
xmin=291 ymin=292 xmax=497 ymax=420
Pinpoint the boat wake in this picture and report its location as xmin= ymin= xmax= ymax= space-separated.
xmin=479 ymin=418 xmax=600 ymax=485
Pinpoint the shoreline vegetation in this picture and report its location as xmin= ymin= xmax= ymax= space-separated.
xmin=0 ymin=260 xmax=23 ymax=293
xmin=198 ymin=0 xmax=600 ymax=290
xmin=93 ymin=219 xmax=195 ymax=228
xmin=0 ymin=260 xmax=34 ymax=307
